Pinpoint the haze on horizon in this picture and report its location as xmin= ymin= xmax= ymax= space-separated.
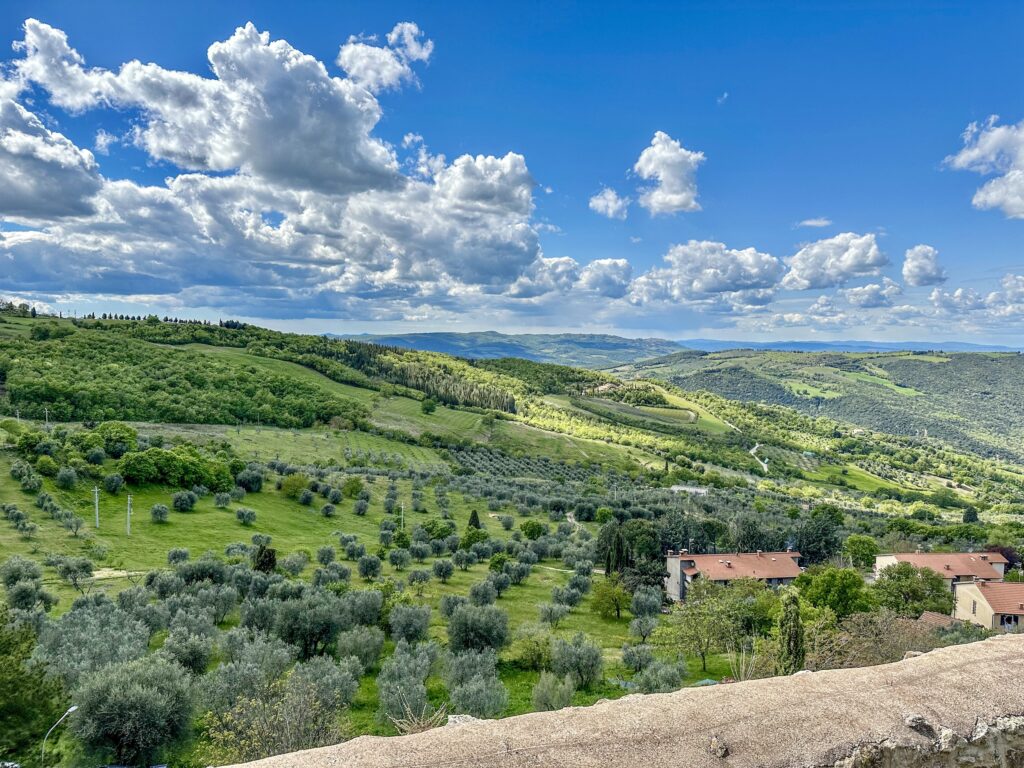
xmin=0 ymin=1 xmax=1022 ymax=343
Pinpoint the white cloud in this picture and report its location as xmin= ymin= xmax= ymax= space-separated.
xmin=770 ymin=295 xmax=849 ymax=328
xmin=930 ymin=285 xmax=985 ymax=314
xmin=797 ymin=217 xmax=831 ymax=228
xmin=947 ymin=115 xmax=1024 ymax=219
xmin=0 ymin=98 xmax=101 ymax=218
xmin=629 ymin=240 xmax=783 ymax=306
xmin=781 ymin=232 xmax=887 ymax=290
xmin=588 ymin=187 xmax=630 ymax=220
xmin=93 ymin=129 xmax=117 ymax=155
xmin=578 ymin=259 xmax=632 ymax=298
xmin=337 ymin=22 xmax=433 ymax=93
xmin=843 ymin=277 xmax=902 ymax=308
xmin=633 ymin=131 xmax=704 ymax=215
xmin=902 ymin=244 xmax=946 ymax=287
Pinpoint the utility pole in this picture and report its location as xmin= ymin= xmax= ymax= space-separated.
xmin=14 ymin=408 xmax=19 ymax=424
xmin=126 ymin=493 xmax=132 ymax=536
xmin=93 ymin=486 xmax=99 ymax=529
xmin=400 ymin=502 xmax=405 ymax=530
xmin=43 ymin=405 xmax=50 ymax=428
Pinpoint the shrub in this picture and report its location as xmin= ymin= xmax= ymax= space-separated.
xmin=447 ymin=604 xmax=508 ymax=653
xmin=449 ymin=674 xmax=508 ymax=718
xmin=55 ymin=466 xmax=78 ymax=489
xmin=631 ymin=585 xmax=663 ymax=618
xmin=316 ymin=546 xmax=336 ymax=567
xmin=86 ymin=447 xmax=107 ymax=465
xmin=354 ymin=499 xmax=369 ymax=516
xmin=390 ymin=604 xmax=431 ymax=643
xmin=73 ymin=655 xmax=193 ymax=766
xmin=151 ymin=504 xmax=170 ymax=523
xmin=167 ymin=548 xmax=189 ymax=565
xmin=336 ymin=626 xmax=384 ymax=671
xmin=171 ymin=491 xmax=197 ymax=512
xmin=551 ymin=632 xmax=603 ymax=689
xmin=279 ymin=552 xmax=309 ymax=577
xmin=432 ymin=559 xmax=454 ymax=583
xmin=299 ymin=488 xmax=314 ymax=506
xmin=388 ymin=548 xmax=412 ymax=571
xmin=236 ymin=508 xmax=257 ymax=526
xmin=214 ymin=493 xmax=231 ymax=508
xmin=320 ymin=503 xmax=336 ymax=518
xmin=376 ymin=640 xmax=434 ymax=723
xmin=621 ymin=643 xmax=654 ymax=673
xmin=408 ymin=569 xmax=431 ymax=596
xmin=634 ymin=660 xmax=686 ymax=693
xmin=235 ymin=469 xmax=263 ymax=493
xmin=538 ymin=602 xmax=570 ymax=628
xmin=469 ymin=580 xmax=497 ymax=606
xmin=439 ymin=594 xmax=468 ymax=620
xmin=36 ymin=455 xmax=59 ymax=477
xmin=358 ymin=554 xmax=382 ymax=581
xmin=531 ymin=671 xmax=575 ymax=711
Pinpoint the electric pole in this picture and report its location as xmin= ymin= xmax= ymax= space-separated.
xmin=126 ymin=493 xmax=132 ymax=536
xmin=93 ymin=486 xmax=99 ymax=529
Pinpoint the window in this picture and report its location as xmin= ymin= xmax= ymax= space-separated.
xmin=972 ymin=600 xmax=977 ymax=615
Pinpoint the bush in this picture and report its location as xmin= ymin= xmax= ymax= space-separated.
xmin=488 ymin=572 xmax=511 ymax=598
xmin=336 ymin=625 xmax=384 ymax=671
xmin=432 ymin=559 xmax=454 ymax=583
xmin=538 ymin=602 xmax=570 ymax=628
xmin=354 ymin=498 xmax=369 ymax=516
xmin=86 ymin=447 xmax=107 ymax=465
xmin=449 ymin=674 xmax=508 ymax=718
xmin=388 ymin=548 xmax=412 ymax=571
xmin=551 ymin=632 xmax=603 ymax=689
xmin=439 ymin=594 xmax=468 ymax=620
xmin=55 ymin=466 xmax=78 ymax=489
xmin=634 ymin=660 xmax=686 ymax=693
xmin=214 ymin=493 xmax=231 ymax=508
xmin=621 ymin=643 xmax=654 ymax=673
xmin=376 ymin=640 xmax=434 ymax=723
xmin=389 ymin=604 xmax=431 ymax=643
xmin=161 ymin=628 xmax=214 ymax=674
xmin=171 ymin=491 xmax=197 ymax=512
xmin=469 ymin=580 xmax=497 ymax=606
xmin=631 ymin=585 xmax=662 ymax=618
xmin=408 ymin=569 xmax=431 ymax=596
xmin=358 ymin=554 xmax=382 ymax=581
xmin=167 ymin=548 xmax=189 ymax=565
xmin=236 ymin=508 xmax=257 ymax=526
xmin=151 ymin=504 xmax=170 ymax=523
xmin=299 ymin=488 xmax=314 ymax=506
xmin=316 ymin=546 xmax=336 ymax=567
xmin=531 ymin=671 xmax=575 ymax=711
xmin=447 ymin=604 xmax=508 ymax=653
xmin=104 ymin=473 xmax=125 ymax=494
xmin=36 ymin=455 xmax=59 ymax=477
xmin=279 ymin=552 xmax=309 ymax=577
xmin=73 ymin=655 xmax=193 ymax=766
xmin=235 ymin=469 xmax=263 ymax=493
xmin=320 ymin=503 xmax=336 ymax=518
xmin=629 ymin=616 xmax=658 ymax=643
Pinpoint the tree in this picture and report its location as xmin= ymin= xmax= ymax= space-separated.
xmin=449 ymin=674 xmax=508 ymax=718
xmin=656 ymin=581 xmax=734 ymax=672
xmin=592 ymin=575 xmax=630 ymax=620
xmin=447 ymin=605 xmax=509 ymax=653
xmin=621 ymin=643 xmax=654 ymax=673
xmin=420 ymin=398 xmax=437 ymax=414
xmin=776 ymin=588 xmax=805 ymax=674
xmin=551 ymin=632 xmax=603 ymax=689
xmin=358 ymin=554 xmax=382 ymax=581
xmin=376 ymin=640 xmax=434 ymax=724
xmin=630 ymin=585 xmax=663 ymax=617
xmin=468 ymin=509 xmax=483 ymax=529
xmin=519 ymin=519 xmax=546 ymax=540
xmin=842 ymin=534 xmax=880 ymax=570
xmin=433 ymin=559 xmax=454 ymax=583
xmin=873 ymin=562 xmax=953 ymax=617
xmin=796 ymin=505 xmax=843 ymax=564
xmin=103 ymin=473 xmax=125 ymax=494
xmin=390 ymin=604 xmax=431 ymax=644
xmin=408 ymin=569 xmax=431 ymax=596
xmin=634 ymin=660 xmax=686 ymax=693
xmin=151 ymin=503 xmax=170 ymax=523
xmin=531 ymin=671 xmax=575 ymax=711
xmin=336 ymin=626 xmax=384 ymax=670
xmin=55 ymin=555 xmax=94 ymax=593
xmin=55 ymin=466 xmax=78 ymax=489
xmin=171 ymin=490 xmax=197 ymax=512
xmin=0 ymin=605 xmax=62 ymax=765
xmin=794 ymin=566 xmax=874 ymax=619
xmin=235 ymin=507 xmax=257 ymax=526
xmin=539 ymin=602 xmax=570 ymax=628
xmin=280 ymin=473 xmax=310 ymax=499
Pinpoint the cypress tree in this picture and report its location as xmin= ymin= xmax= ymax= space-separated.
xmin=776 ymin=588 xmax=805 ymax=674
xmin=468 ymin=509 xmax=482 ymax=529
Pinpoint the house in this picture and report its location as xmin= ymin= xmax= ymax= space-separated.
xmin=665 ymin=550 xmax=802 ymax=601
xmin=953 ymin=581 xmax=1024 ymax=631
xmin=668 ymin=484 xmax=710 ymax=496
xmin=873 ymin=552 xmax=1007 ymax=590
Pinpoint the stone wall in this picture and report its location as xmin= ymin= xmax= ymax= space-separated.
xmin=225 ymin=634 xmax=1024 ymax=768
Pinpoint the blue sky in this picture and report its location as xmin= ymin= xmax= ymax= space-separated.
xmin=1 ymin=1 xmax=1022 ymax=341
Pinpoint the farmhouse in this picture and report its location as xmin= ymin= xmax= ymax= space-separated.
xmin=953 ymin=581 xmax=1024 ymax=631
xmin=874 ymin=552 xmax=1007 ymax=590
xmin=664 ymin=550 xmax=802 ymax=601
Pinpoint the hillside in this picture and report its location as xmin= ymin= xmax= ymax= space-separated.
xmin=614 ymin=349 xmax=1024 ymax=462
xmin=2 ymin=311 xmax=1024 ymax=768
xmin=332 ymin=332 xmax=686 ymax=369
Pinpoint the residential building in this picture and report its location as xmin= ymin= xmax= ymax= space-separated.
xmin=953 ymin=581 xmax=1024 ymax=631
xmin=665 ymin=550 xmax=802 ymax=601
xmin=873 ymin=552 xmax=1007 ymax=590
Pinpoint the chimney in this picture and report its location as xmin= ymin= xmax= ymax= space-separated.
xmin=756 ymin=550 xmax=763 ymax=557
xmin=667 ymin=550 xmax=675 ymax=557
xmin=980 ymin=554 xmax=988 ymax=561
xmin=944 ymin=564 xmax=951 ymax=570
xmin=725 ymin=560 xmax=732 ymax=568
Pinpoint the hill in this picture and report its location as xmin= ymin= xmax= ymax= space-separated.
xmin=2 ymin=310 xmax=1023 ymax=767
xmin=614 ymin=348 xmax=1024 ymax=462
xmin=676 ymin=339 xmax=1022 ymax=353
xmin=332 ymin=331 xmax=687 ymax=368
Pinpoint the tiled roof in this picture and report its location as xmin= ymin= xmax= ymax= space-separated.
xmin=886 ymin=552 xmax=1007 ymax=580
xmin=973 ymin=582 xmax=1024 ymax=615
xmin=916 ymin=610 xmax=957 ymax=629
xmin=679 ymin=552 xmax=802 ymax=581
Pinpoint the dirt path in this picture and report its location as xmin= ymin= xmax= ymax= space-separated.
xmin=750 ymin=443 xmax=768 ymax=473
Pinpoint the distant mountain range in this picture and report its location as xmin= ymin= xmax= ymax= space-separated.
xmin=331 ymin=332 xmax=1021 ymax=368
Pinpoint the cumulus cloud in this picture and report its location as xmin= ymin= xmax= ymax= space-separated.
xmin=588 ymin=187 xmax=630 ymax=220
xmin=634 ymin=131 xmax=704 ymax=215
xmin=13 ymin=18 xmax=405 ymax=195
xmin=629 ymin=240 xmax=783 ymax=308
xmin=0 ymin=98 xmax=102 ymax=218
xmin=947 ymin=115 xmax=1024 ymax=219
xmin=781 ymin=232 xmax=887 ymax=290
xmin=902 ymin=244 xmax=946 ymax=287
xmin=842 ymin=277 xmax=902 ymax=308
xmin=578 ymin=258 xmax=632 ymax=298
xmin=337 ymin=22 xmax=433 ymax=93
xmin=770 ymin=295 xmax=849 ymax=328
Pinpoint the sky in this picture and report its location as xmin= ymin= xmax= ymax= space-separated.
xmin=0 ymin=0 xmax=1023 ymax=342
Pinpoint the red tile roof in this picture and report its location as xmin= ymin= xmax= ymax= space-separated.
xmin=680 ymin=552 xmax=801 ymax=582
xmin=887 ymin=552 xmax=1007 ymax=580
xmin=973 ymin=582 xmax=1024 ymax=615
xmin=916 ymin=610 xmax=957 ymax=629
